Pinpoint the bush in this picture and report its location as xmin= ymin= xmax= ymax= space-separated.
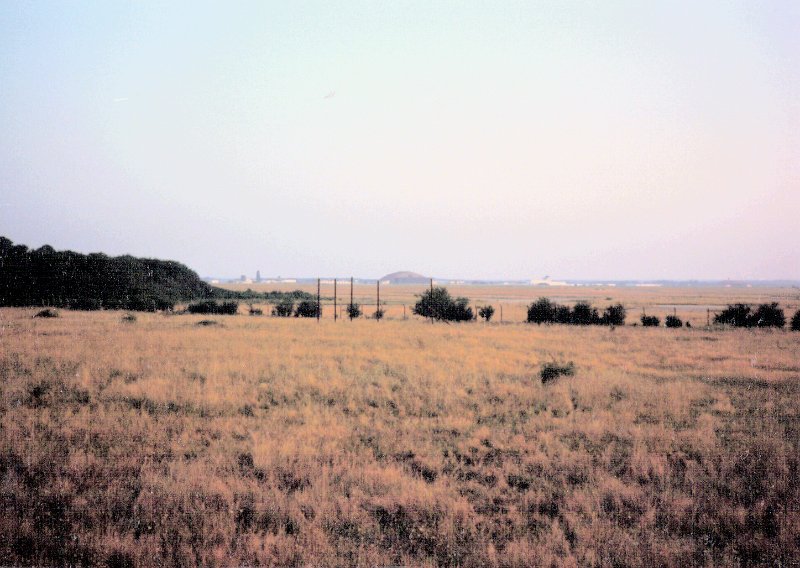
xmin=555 ymin=304 xmax=572 ymax=324
xmin=33 ymin=308 xmax=59 ymax=318
xmin=127 ymin=294 xmax=175 ymax=312
xmin=792 ymin=310 xmax=800 ymax=331
xmin=665 ymin=315 xmax=683 ymax=328
xmin=294 ymin=300 xmax=320 ymax=318
xmin=347 ymin=303 xmax=362 ymax=319
xmin=413 ymin=287 xmax=473 ymax=322
xmin=528 ymin=298 xmax=617 ymax=326
xmin=600 ymin=303 xmax=626 ymax=326
xmin=121 ymin=313 xmax=137 ymax=323
xmin=714 ymin=303 xmax=785 ymax=328
xmin=373 ymin=308 xmax=385 ymax=320
xmin=527 ymin=297 xmax=557 ymax=324
xmin=187 ymin=300 xmax=238 ymax=315
xmin=714 ymin=304 xmax=752 ymax=327
xmin=571 ymin=302 xmax=599 ymax=325
xmin=196 ymin=320 xmax=219 ymax=326
xmin=751 ymin=303 xmax=785 ymax=328
xmin=248 ymin=307 xmax=263 ymax=316
xmin=272 ymin=299 xmax=294 ymax=317
xmin=641 ymin=314 xmax=660 ymax=327
xmin=540 ymin=361 xmax=575 ymax=384
xmin=478 ymin=305 xmax=495 ymax=322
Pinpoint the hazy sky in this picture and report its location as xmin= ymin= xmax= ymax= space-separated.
xmin=1 ymin=1 xmax=798 ymax=280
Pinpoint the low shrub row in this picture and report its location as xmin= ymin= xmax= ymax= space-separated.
xmin=526 ymin=298 xmax=626 ymax=326
xmin=186 ymin=300 xmax=239 ymax=315
xmin=715 ymin=302 xmax=786 ymax=328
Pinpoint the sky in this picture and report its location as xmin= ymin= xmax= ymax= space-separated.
xmin=1 ymin=1 xmax=798 ymax=280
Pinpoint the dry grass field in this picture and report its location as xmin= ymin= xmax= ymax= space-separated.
xmin=1 ymin=287 xmax=799 ymax=566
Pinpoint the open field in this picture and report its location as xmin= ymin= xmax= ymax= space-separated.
xmin=1 ymin=290 xmax=799 ymax=566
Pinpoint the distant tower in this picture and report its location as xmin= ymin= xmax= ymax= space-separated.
xmin=240 ymin=274 xmax=246 ymax=282
xmin=256 ymin=270 xmax=261 ymax=283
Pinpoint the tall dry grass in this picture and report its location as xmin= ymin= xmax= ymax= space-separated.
xmin=0 ymin=304 xmax=798 ymax=566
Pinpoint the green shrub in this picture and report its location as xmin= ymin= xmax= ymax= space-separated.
xmin=294 ymin=300 xmax=320 ymax=318
xmin=714 ymin=304 xmax=752 ymax=327
xmin=527 ymin=297 xmax=557 ymax=324
xmin=413 ymin=287 xmax=473 ymax=322
xmin=555 ymin=305 xmax=572 ymax=324
xmin=528 ymin=298 xmax=616 ymax=325
xmin=714 ymin=303 xmax=785 ymax=328
xmin=347 ymin=303 xmax=362 ymax=319
xmin=571 ymin=302 xmax=599 ymax=325
xmin=478 ymin=305 xmax=495 ymax=322
xmin=540 ymin=361 xmax=575 ymax=384
xmin=751 ymin=303 xmax=785 ymax=328
xmin=121 ymin=313 xmax=137 ymax=323
xmin=187 ymin=300 xmax=239 ymax=315
xmin=641 ymin=314 xmax=660 ymax=327
xmin=373 ymin=308 xmax=385 ymax=320
xmin=665 ymin=315 xmax=683 ymax=328
xmin=33 ymin=308 xmax=59 ymax=318
xmin=600 ymin=303 xmax=626 ymax=326
xmin=792 ymin=310 xmax=800 ymax=331
xmin=272 ymin=299 xmax=294 ymax=317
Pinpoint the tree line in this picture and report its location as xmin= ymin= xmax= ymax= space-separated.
xmin=0 ymin=237 xmax=312 ymax=311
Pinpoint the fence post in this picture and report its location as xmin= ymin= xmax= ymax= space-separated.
xmin=377 ymin=279 xmax=380 ymax=322
xmin=334 ymin=278 xmax=337 ymax=322
xmin=317 ymin=278 xmax=320 ymax=323
xmin=350 ymin=277 xmax=354 ymax=320
xmin=500 ymin=304 xmax=503 ymax=323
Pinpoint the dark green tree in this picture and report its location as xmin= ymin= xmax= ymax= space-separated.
xmin=641 ymin=314 xmax=660 ymax=327
xmin=413 ymin=286 xmax=473 ymax=322
xmin=527 ymin=297 xmax=557 ymax=324
xmin=294 ymin=300 xmax=320 ymax=318
xmin=714 ymin=304 xmax=753 ymax=327
xmin=571 ymin=302 xmax=600 ymax=325
xmin=347 ymin=303 xmax=362 ymax=319
xmin=478 ymin=305 xmax=495 ymax=322
xmin=751 ymin=303 xmax=785 ymax=328
xmin=272 ymin=298 xmax=294 ymax=317
xmin=600 ymin=303 xmax=626 ymax=326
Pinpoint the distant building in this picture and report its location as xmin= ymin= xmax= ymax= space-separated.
xmin=530 ymin=276 xmax=572 ymax=287
xmin=379 ymin=271 xmax=429 ymax=285
xmin=256 ymin=270 xmax=261 ymax=283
